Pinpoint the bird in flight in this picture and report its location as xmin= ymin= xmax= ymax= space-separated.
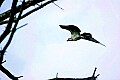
xmin=59 ymin=25 xmax=106 ymax=47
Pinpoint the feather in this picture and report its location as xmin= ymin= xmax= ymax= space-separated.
xmin=59 ymin=25 xmax=81 ymax=40
xmin=81 ymin=33 xmax=106 ymax=47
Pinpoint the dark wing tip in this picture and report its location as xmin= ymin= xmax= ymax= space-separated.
xmin=59 ymin=25 xmax=70 ymax=30
xmin=59 ymin=25 xmax=62 ymax=26
xmin=59 ymin=25 xmax=65 ymax=29
xmin=59 ymin=25 xmax=81 ymax=32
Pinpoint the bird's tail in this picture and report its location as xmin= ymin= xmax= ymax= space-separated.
xmin=84 ymin=38 xmax=106 ymax=47
xmin=90 ymin=38 xmax=106 ymax=47
xmin=98 ymin=42 xmax=106 ymax=47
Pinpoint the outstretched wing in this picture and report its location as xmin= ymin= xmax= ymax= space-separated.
xmin=81 ymin=32 xmax=106 ymax=47
xmin=59 ymin=25 xmax=81 ymax=32
xmin=59 ymin=25 xmax=81 ymax=40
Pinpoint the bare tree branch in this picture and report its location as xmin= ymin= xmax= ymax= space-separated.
xmin=0 ymin=65 xmax=23 ymax=80
xmin=0 ymin=0 xmax=57 ymax=44
xmin=0 ymin=0 xmax=25 ymax=79
xmin=0 ymin=0 xmax=58 ymax=80
xmin=0 ymin=0 xmax=57 ymax=25
xmin=0 ymin=0 xmax=56 ymax=22
xmin=0 ymin=0 xmax=18 ymax=44
xmin=49 ymin=67 xmax=100 ymax=80
xmin=0 ymin=0 xmax=25 ymax=64
xmin=0 ymin=0 xmax=4 ymax=7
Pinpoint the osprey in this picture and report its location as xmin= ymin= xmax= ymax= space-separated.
xmin=59 ymin=25 xmax=106 ymax=47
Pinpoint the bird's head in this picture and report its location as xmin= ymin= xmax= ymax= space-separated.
xmin=67 ymin=38 xmax=73 ymax=41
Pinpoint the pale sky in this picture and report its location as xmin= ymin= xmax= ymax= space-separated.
xmin=0 ymin=0 xmax=120 ymax=80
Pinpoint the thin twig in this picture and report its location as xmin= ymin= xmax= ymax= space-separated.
xmin=53 ymin=2 xmax=64 ymax=10
xmin=96 ymin=74 xmax=100 ymax=78
xmin=92 ymin=67 xmax=97 ymax=77
xmin=16 ymin=23 xmax=28 ymax=30
xmin=2 ymin=60 xmax=6 ymax=64
xmin=16 ymin=76 xmax=23 ymax=78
